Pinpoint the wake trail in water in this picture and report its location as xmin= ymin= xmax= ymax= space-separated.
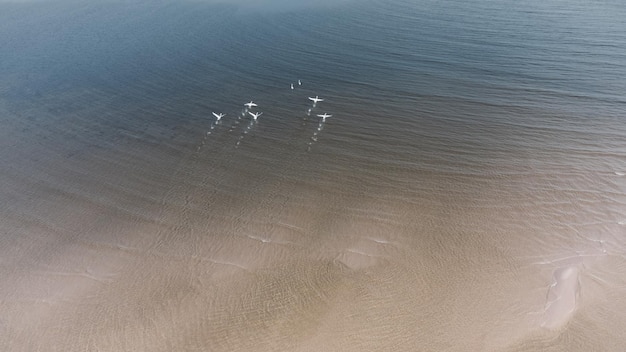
xmin=235 ymin=118 xmax=259 ymax=148
xmin=196 ymin=119 xmax=220 ymax=153
xmin=307 ymin=118 xmax=326 ymax=152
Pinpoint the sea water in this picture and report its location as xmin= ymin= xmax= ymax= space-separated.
xmin=1 ymin=0 xmax=625 ymax=350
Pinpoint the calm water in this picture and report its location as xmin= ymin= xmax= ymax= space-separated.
xmin=1 ymin=0 xmax=625 ymax=351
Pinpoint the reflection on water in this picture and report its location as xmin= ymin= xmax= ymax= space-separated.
xmin=1 ymin=0 xmax=625 ymax=351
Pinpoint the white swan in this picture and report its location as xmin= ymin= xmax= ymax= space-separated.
xmin=248 ymin=111 xmax=263 ymax=120
xmin=308 ymin=96 xmax=323 ymax=103
xmin=316 ymin=113 xmax=332 ymax=121
xmin=211 ymin=112 xmax=225 ymax=121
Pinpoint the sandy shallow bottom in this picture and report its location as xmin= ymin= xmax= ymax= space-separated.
xmin=2 ymin=0 xmax=626 ymax=349
xmin=1 ymin=118 xmax=626 ymax=352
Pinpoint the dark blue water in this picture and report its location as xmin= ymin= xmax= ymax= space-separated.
xmin=1 ymin=0 xmax=625 ymax=350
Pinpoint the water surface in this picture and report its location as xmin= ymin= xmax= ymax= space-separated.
xmin=1 ymin=0 xmax=625 ymax=350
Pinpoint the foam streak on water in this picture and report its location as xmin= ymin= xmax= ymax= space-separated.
xmin=1 ymin=0 xmax=625 ymax=351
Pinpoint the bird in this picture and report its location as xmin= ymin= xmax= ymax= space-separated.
xmin=244 ymin=101 xmax=257 ymax=109
xmin=290 ymin=83 xmax=294 ymax=90
xmin=248 ymin=111 xmax=263 ymax=120
xmin=212 ymin=112 xmax=226 ymax=121
xmin=316 ymin=113 xmax=332 ymax=121
xmin=308 ymin=96 xmax=323 ymax=104
xmin=298 ymin=79 xmax=302 ymax=86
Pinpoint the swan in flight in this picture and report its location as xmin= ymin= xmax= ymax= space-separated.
xmin=248 ymin=111 xmax=263 ymax=120
xmin=308 ymin=96 xmax=323 ymax=103
xmin=212 ymin=112 xmax=225 ymax=121
xmin=316 ymin=113 xmax=332 ymax=121
xmin=244 ymin=101 xmax=257 ymax=109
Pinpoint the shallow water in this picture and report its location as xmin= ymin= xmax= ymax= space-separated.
xmin=1 ymin=0 xmax=625 ymax=351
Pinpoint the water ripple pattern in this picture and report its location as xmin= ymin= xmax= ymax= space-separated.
xmin=1 ymin=0 xmax=625 ymax=351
